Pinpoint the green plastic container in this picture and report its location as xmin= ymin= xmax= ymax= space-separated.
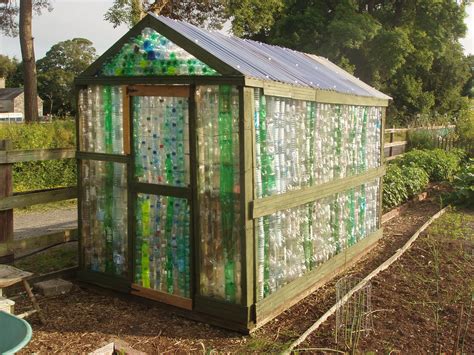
xmin=0 ymin=311 xmax=32 ymax=354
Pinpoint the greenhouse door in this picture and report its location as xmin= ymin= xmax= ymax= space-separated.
xmin=129 ymin=85 xmax=193 ymax=310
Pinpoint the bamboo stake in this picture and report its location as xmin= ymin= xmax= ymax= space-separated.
xmin=284 ymin=206 xmax=450 ymax=354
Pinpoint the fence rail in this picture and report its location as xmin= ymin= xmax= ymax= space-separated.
xmin=384 ymin=124 xmax=457 ymax=161
xmin=0 ymin=140 xmax=77 ymax=263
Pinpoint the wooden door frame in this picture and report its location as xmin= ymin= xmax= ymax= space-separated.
xmin=127 ymin=84 xmax=194 ymax=310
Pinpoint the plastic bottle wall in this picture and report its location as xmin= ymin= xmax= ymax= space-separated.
xmin=78 ymin=86 xmax=124 ymax=155
xmin=133 ymin=96 xmax=190 ymax=186
xmin=135 ymin=194 xmax=191 ymax=297
xmin=196 ymin=85 xmax=242 ymax=304
xmin=100 ymin=27 xmax=219 ymax=76
xmin=256 ymin=179 xmax=380 ymax=299
xmin=81 ymin=160 xmax=128 ymax=276
xmin=253 ymin=89 xmax=382 ymax=299
xmin=254 ymin=91 xmax=382 ymax=198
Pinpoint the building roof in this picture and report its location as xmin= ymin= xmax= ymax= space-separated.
xmin=152 ymin=15 xmax=390 ymax=100
xmin=81 ymin=14 xmax=390 ymax=101
xmin=0 ymin=88 xmax=23 ymax=100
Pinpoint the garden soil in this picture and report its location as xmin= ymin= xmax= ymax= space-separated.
xmin=15 ymin=188 xmax=473 ymax=353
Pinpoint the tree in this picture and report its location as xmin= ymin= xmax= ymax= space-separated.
xmin=104 ymin=0 xmax=284 ymax=35
xmin=105 ymin=0 xmax=228 ymax=29
xmin=0 ymin=55 xmax=20 ymax=86
xmin=246 ymin=0 xmax=472 ymax=126
xmin=0 ymin=0 xmax=52 ymax=122
xmin=37 ymin=38 xmax=97 ymax=115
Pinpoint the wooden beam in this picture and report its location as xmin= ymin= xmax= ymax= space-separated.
xmin=131 ymin=283 xmax=193 ymax=310
xmin=127 ymin=84 xmax=190 ymax=97
xmin=13 ymin=228 xmax=78 ymax=258
xmin=0 ymin=148 xmax=75 ymax=164
xmin=254 ymin=228 xmax=383 ymax=329
xmin=75 ymin=75 xmax=245 ymax=87
xmin=251 ymin=166 xmax=386 ymax=219
xmin=193 ymin=295 xmax=252 ymax=325
xmin=0 ymin=140 xmax=13 ymax=262
xmin=384 ymin=141 xmax=407 ymax=148
xmin=123 ymin=85 xmax=131 ymax=155
xmin=0 ymin=187 xmax=77 ymax=211
xmin=245 ymin=78 xmax=390 ymax=107
xmin=240 ymin=87 xmax=256 ymax=309
xmin=384 ymin=125 xmax=455 ymax=134
xmin=76 ymin=151 xmax=130 ymax=163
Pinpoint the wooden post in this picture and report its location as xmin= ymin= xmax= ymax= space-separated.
xmin=388 ymin=128 xmax=394 ymax=158
xmin=0 ymin=140 xmax=14 ymax=263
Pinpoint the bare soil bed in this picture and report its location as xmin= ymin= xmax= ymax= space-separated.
xmin=15 ymin=190 xmax=473 ymax=353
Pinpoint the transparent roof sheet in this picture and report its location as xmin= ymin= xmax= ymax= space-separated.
xmin=152 ymin=14 xmax=391 ymax=100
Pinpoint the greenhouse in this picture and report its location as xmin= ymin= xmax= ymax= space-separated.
xmin=75 ymin=13 xmax=390 ymax=332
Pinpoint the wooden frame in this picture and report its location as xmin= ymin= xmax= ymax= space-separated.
xmin=131 ymin=284 xmax=193 ymax=310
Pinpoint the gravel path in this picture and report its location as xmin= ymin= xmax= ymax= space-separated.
xmin=14 ymin=208 xmax=77 ymax=239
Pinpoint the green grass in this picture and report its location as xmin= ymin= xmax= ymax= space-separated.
xmin=14 ymin=242 xmax=78 ymax=274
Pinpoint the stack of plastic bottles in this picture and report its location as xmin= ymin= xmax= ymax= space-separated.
xmin=254 ymin=89 xmax=382 ymax=299
xmin=133 ymin=96 xmax=190 ymax=186
xmin=196 ymin=85 xmax=241 ymax=304
xmin=78 ymin=85 xmax=124 ymax=154
xmin=135 ymin=194 xmax=191 ymax=297
xmin=81 ymin=160 xmax=128 ymax=276
xmin=100 ymin=27 xmax=219 ymax=77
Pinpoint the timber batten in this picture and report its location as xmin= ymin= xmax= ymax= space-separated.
xmin=76 ymin=13 xmax=389 ymax=332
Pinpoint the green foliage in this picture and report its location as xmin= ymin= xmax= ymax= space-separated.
xmin=105 ymin=0 xmax=229 ymax=29
xmin=446 ymin=159 xmax=474 ymax=208
xmin=0 ymin=121 xmax=76 ymax=192
xmin=398 ymin=149 xmax=463 ymax=182
xmin=37 ymin=38 xmax=96 ymax=115
xmin=248 ymin=0 xmax=471 ymax=126
xmin=0 ymin=54 xmax=19 ymax=85
xmin=455 ymin=99 xmax=474 ymax=153
xmin=383 ymin=163 xmax=429 ymax=211
xmin=406 ymin=130 xmax=439 ymax=150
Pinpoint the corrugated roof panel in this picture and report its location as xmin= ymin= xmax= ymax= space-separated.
xmin=152 ymin=14 xmax=390 ymax=100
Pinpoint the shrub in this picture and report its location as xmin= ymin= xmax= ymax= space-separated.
xmin=406 ymin=129 xmax=438 ymax=150
xmin=446 ymin=158 xmax=474 ymax=208
xmin=0 ymin=121 xmax=76 ymax=192
xmin=398 ymin=149 xmax=462 ymax=182
xmin=383 ymin=163 xmax=429 ymax=211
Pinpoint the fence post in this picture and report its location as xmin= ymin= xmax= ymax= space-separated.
xmin=0 ymin=139 xmax=14 ymax=263
xmin=388 ymin=127 xmax=394 ymax=158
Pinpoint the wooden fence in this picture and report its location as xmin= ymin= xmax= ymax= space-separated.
xmin=384 ymin=125 xmax=457 ymax=161
xmin=0 ymin=139 xmax=77 ymax=263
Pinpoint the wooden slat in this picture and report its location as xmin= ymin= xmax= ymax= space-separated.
xmin=0 ymin=140 xmax=13 ymax=262
xmin=386 ymin=154 xmax=402 ymax=161
xmin=75 ymin=75 xmax=245 ymax=87
xmin=123 ymin=85 xmax=131 ymax=155
xmin=384 ymin=141 xmax=407 ymax=148
xmin=255 ymin=228 xmax=383 ymax=328
xmin=131 ymin=283 xmax=193 ymax=310
xmin=13 ymin=228 xmax=78 ymax=258
xmin=240 ymin=87 xmax=256 ymax=308
xmin=0 ymin=148 xmax=75 ymax=164
xmin=194 ymin=295 xmax=252 ymax=325
xmin=127 ymin=85 xmax=190 ymax=97
xmin=245 ymin=78 xmax=390 ymax=107
xmin=0 ymin=187 xmax=77 ymax=211
xmin=252 ymin=166 xmax=386 ymax=219
xmin=384 ymin=125 xmax=455 ymax=134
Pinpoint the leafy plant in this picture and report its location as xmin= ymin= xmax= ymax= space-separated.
xmin=382 ymin=163 xmax=428 ymax=211
xmin=0 ymin=120 xmax=76 ymax=192
xmin=398 ymin=149 xmax=462 ymax=182
xmin=446 ymin=159 xmax=474 ymax=208
xmin=406 ymin=129 xmax=439 ymax=150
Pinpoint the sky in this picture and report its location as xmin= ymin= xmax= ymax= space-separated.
xmin=0 ymin=0 xmax=473 ymax=60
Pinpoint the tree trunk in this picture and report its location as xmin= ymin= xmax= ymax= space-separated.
xmin=19 ymin=0 xmax=39 ymax=123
